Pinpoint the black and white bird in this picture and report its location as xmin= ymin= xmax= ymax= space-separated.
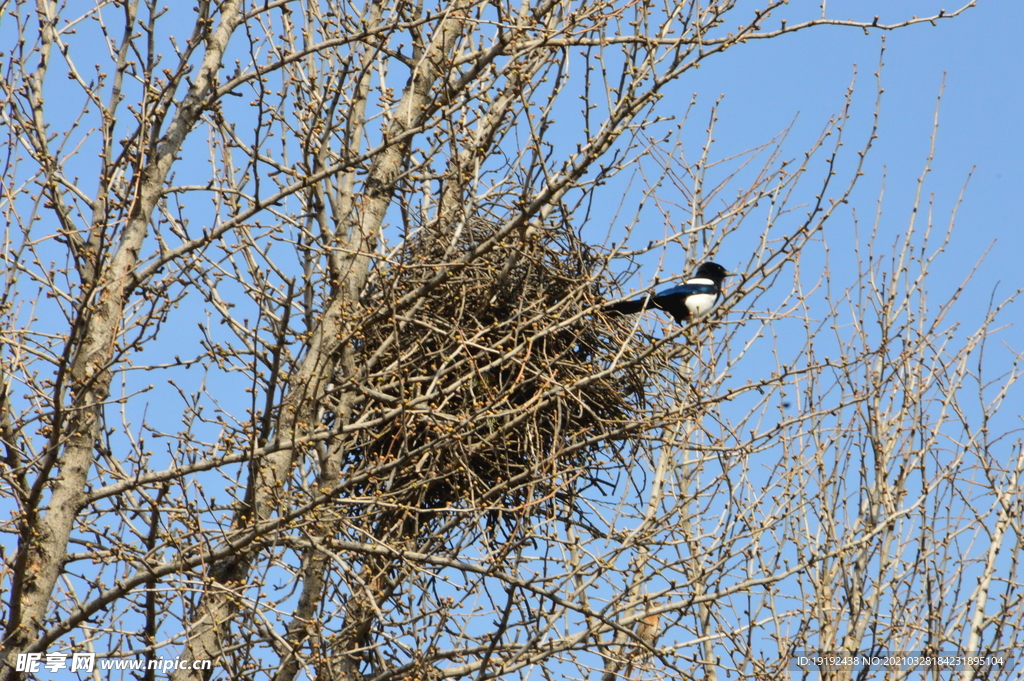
xmin=606 ymin=262 xmax=733 ymax=324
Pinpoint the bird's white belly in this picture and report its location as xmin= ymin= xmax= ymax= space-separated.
xmin=685 ymin=292 xmax=719 ymax=319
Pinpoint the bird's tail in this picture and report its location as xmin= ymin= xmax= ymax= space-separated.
xmin=605 ymin=298 xmax=649 ymax=316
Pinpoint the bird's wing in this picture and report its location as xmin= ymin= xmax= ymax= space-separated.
xmin=655 ymin=282 xmax=718 ymax=298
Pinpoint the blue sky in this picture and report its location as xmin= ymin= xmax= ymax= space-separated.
xmin=678 ymin=0 xmax=1022 ymax=297
xmin=594 ymin=1 xmax=1022 ymax=445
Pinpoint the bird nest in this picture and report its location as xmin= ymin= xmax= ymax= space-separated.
xmin=322 ymin=218 xmax=650 ymax=542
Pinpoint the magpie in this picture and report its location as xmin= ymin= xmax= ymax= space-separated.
xmin=606 ymin=262 xmax=733 ymax=324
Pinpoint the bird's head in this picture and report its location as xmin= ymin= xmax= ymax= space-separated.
xmin=693 ymin=261 xmax=734 ymax=286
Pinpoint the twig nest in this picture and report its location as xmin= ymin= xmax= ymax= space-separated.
xmin=322 ymin=218 xmax=650 ymax=541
